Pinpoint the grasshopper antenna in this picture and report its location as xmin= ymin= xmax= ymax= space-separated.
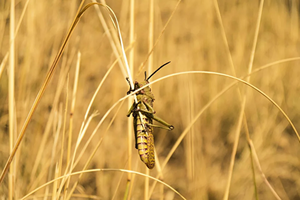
xmin=146 ymin=61 xmax=171 ymax=81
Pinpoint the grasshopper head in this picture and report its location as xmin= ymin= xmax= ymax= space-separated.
xmin=136 ymin=80 xmax=155 ymax=101
xmin=134 ymin=80 xmax=149 ymax=91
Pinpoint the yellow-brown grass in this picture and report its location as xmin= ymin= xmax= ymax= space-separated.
xmin=1 ymin=0 xmax=300 ymax=199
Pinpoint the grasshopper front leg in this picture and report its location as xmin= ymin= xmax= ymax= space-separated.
xmin=127 ymin=101 xmax=145 ymax=117
xmin=127 ymin=102 xmax=136 ymax=117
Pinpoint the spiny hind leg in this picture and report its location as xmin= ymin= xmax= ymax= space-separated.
xmin=150 ymin=114 xmax=174 ymax=130
xmin=135 ymin=101 xmax=174 ymax=130
xmin=146 ymin=123 xmax=172 ymax=130
xmin=140 ymin=101 xmax=173 ymax=130
xmin=135 ymin=109 xmax=174 ymax=130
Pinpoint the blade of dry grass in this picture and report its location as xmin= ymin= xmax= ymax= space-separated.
xmin=44 ymin=103 xmax=63 ymax=199
xmin=66 ymin=100 xmax=124 ymax=200
xmin=8 ymin=0 xmax=15 ymax=199
xmin=63 ymin=51 xmax=81 ymax=198
xmin=147 ymin=69 xmax=299 ymax=196
xmin=2 ymin=1 xmax=128 ymax=187
xmin=125 ymin=0 xmax=135 ymax=199
xmin=92 ymin=0 xmax=127 ymax=77
xmin=0 ymin=0 xmax=29 ymax=80
xmin=213 ymin=0 xmax=236 ymax=75
xmin=224 ymin=97 xmax=247 ymax=199
xmin=138 ymin=0 xmax=182 ymax=74
xmin=14 ymin=0 xmax=30 ymax=36
xmin=52 ymin=163 xmax=59 ymax=200
xmin=214 ymin=0 xmax=259 ymax=197
xmin=58 ymin=74 xmax=69 ymax=193
xmin=153 ymin=148 xmax=165 ymax=200
xmin=29 ymin=51 xmax=73 ymax=188
xmin=0 ymin=53 xmax=8 ymax=79
xmin=0 ymin=0 xmax=87 ymax=184
xmin=112 ymin=164 xmax=127 ymax=200
xmin=249 ymin=140 xmax=281 ymax=200
xmin=69 ymin=54 xmax=120 ymax=166
xmin=184 ymin=77 xmax=195 ymax=182
xmin=212 ymin=1 xmax=269 ymax=197
xmin=144 ymin=0 xmax=154 ymax=199
xmin=147 ymin=0 xmax=154 ymax=75
xmin=59 ymin=113 xmax=98 ymax=173
xmin=21 ymin=169 xmax=187 ymax=200
xmin=56 ymin=111 xmax=100 ymax=197
xmin=67 ymin=51 xmax=81 ymax=163
xmin=57 ymin=46 xmax=124 ymax=195
xmin=78 ymin=52 xmax=122 ymax=134
xmin=223 ymin=0 xmax=265 ymax=199
xmin=58 ymin=55 xmax=120 ymax=189
xmin=65 ymin=139 xmax=105 ymax=199
xmin=56 ymin=82 xmax=132 ymax=195
xmin=243 ymin=117 xmax=259 ymax=200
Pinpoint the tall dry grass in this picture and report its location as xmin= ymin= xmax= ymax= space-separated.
xmin=1 ymin=0 xmax=300 ymax=199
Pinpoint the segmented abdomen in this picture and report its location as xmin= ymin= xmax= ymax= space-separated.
xmin=136 ymin=115 xmax=155 ymax=169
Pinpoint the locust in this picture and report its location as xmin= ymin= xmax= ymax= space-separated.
xmin=126 ymin=62 xmax=174 ymax=169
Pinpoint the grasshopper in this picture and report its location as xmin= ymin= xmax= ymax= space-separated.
xmin=126 ymin=62 xmax=174 ymax=169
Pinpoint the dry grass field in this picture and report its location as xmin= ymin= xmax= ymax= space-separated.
xmin=1 ymin=0 xmax=300 ymax=199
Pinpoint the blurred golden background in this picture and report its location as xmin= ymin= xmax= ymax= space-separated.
xmin=1 ymin=0 xmax=300 ymax=199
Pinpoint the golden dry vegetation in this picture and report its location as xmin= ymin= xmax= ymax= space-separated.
xmin=1 ymin=0 xmax=300 ymax=199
